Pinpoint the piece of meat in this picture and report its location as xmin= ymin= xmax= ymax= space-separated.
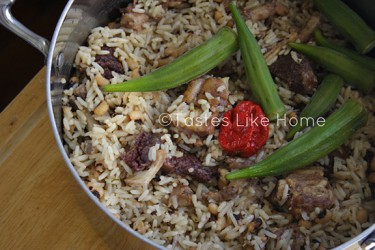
xmin=120 ymin=10 xmax=149 ymax=31
xmin=162 ymin=151 xmax=218 ymax=183
xmin=122 ymin=132 xmax=160 ymax=171
xmin=209 ymin=62 xmax=236 ymax=78
xmin=168 ymin=185 xmax=193 ymax=208
xmin=125 ymin=150 xmax=167 ymax=188
xmin=298 ymin=14 xmax=321 ymax=43
xmin=277 ymin=167 xmax=335 ymax=216
xmin=269 ymin=53 xmax=317 ymax=94
xmin=183 ymin=78 xmax=206 ymax=104
xmin=174 ymin=77 xmax=229 ymax=137
xmin=197 ymin=78 xmax=229 ymax=112
xmin=95 ymin=47 xmax=124 ymax=79
xmin=73 ymin=84 xmax=87 ymax=99
xmin=264 ymin=32 xmax=298 ymax=64
xmin=161 ymin=0 xmax=191 ymax=10
xmin=203 ymin=179 xmax=250 ymax=203
xmin=183 ymin=77 xmax=229 ymax=111
xmin=243 ymin=3 xmax=276 ymax=22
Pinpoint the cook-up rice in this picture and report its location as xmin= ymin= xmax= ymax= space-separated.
xmin=62 ymin=0 xmax=375 ymax=249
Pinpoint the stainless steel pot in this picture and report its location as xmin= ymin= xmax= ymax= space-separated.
xmin=0 ymin=0 xmax=374 ymax=249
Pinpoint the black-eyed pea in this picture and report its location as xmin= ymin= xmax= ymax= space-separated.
xmin=247 ymin=218 xmax=262 ymax=233
xmin=126 ymin=57 xmax=139 ymax=70
xmin=288 ymin=111 xmax=298 ymax=126
xmin=165 ymin=46 xmax=187 ymax=58
xmin=208 ymin=203 xmax=219 ymax=216
xmin=133 ymin=220 xmax=147 ymax=234
xmin=69 ymin=76 xmax=80 ymax=84
xmin=165 ymin=47 xmax=174 ymax=57
xmin=157 ymin=57 xmax=173 ymax=68
xmin=356 ymin=207 xmax=368 ymax=224
xmin=129 ymin=110 xmax=144 ymax=121
xmin=315 ymin=210 xmax=332 ymax=224
xmin=131 ymin=68 xmax=141 ymax=79
xmin=94 ymin=100 xmax=109 ymax=116
xmin=216 ymin=216 xmax=227 ymax=231
xmin=218 ymin=168 xmax=229 ymax=189
xmin=298 ymin=220 xmax=312 ymax=229
xmin=214 ymin=11 xmax=223 ymax=23
xmin=95 ymin=73 xmax=110 ymax=86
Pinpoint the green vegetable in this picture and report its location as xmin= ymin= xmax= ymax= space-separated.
xmin=286 ymin=74 xmax=344 ymax=140
xmin=288 ymin=42 xmax=375 ymax=92
xmin=229 ymin=2 xmax=285 ymax=121
xmin=314 ymin=0 xmax=375 ymax=54
xmin=314 ymin=29 xmax=375 ymax=71
xmin=342 ymin=0 xmax=375 ymax=29
xmin=226 ymin=99 xmax=367 ymax=180
xmin=103 ymin=27 xmax=238 ymax=92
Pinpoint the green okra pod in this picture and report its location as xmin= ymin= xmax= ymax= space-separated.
xmin=229 ymin=3 xmax=285 ymax=121
xmin=314 ymin=30 xmax=375 ymax=71
xmin=226 ymin=99 xmax=368 ymax=180
xmin=103 ymin=27 xmax=238 ymax=92
xmin=342 ymin=0 xmax=375 ymax=29
xmin=286 ymin=74 xmax=344 ymax=140
xmin=288 ymin=43 xmax=375 ymax=92
xmin=314 ymin=0 xmax=375 ymax=54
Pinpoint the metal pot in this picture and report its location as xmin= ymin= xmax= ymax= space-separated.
xmin=0 ymin=0 xmax=374 ymax=249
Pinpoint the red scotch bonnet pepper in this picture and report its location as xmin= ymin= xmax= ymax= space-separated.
xmin=218 ymin=101 xmax=269 ymax=158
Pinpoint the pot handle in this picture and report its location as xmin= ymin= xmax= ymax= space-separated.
xmin=0 ymin=0 xmax=50 ymax=57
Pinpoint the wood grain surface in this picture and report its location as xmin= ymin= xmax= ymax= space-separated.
xmin=0 ymin=68 xmax=155 ymax=250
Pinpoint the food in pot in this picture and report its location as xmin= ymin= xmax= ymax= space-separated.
xmin=62 ymin=0 xmax=375 ymax=249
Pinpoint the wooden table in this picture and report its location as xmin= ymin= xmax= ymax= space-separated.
xmin=0 ymin=68 xmax=155 ymax=250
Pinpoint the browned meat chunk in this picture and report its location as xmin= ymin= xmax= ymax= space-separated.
xmin=243 ymin=3 xmax=276 ymax=21
xmin=95 ymin=47 xmax=124 ymax=79
xmin=73 ymin=84 xmax=87 ymax=99
xmin=162 ymin=151 xmax=217 ymax=183
xmin=121 ymin=12 xmax=149 ymax=31
xmin=276 ymin=167 xmax=335 ymax=216
xmin=203 ymin=179 xmax=250 ymax=203
xmin=172 ymin=77 xmax=229 ymax=137
xmin=125 ymin=150 xmax=167 ymax=188
xmin=269 ymin=53 xmax=317 ymax=94
xmin=161 ymin=0 xmax=191 ymax=10
xmin=120 ymin=5 xmax=149 ymax=31
xmin=183 ymin=77 xmax=229 ymax=112
xmin=168 ymin=185 xmax=193 ymax=207
xmin=298 ymin=14 xmax=321 ymax=43
xmin=122 ymin=132 xmax=160 ymax=171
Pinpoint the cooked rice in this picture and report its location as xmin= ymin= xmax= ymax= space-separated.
xmin=62 ymin=0 xmax=375 ymax=249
